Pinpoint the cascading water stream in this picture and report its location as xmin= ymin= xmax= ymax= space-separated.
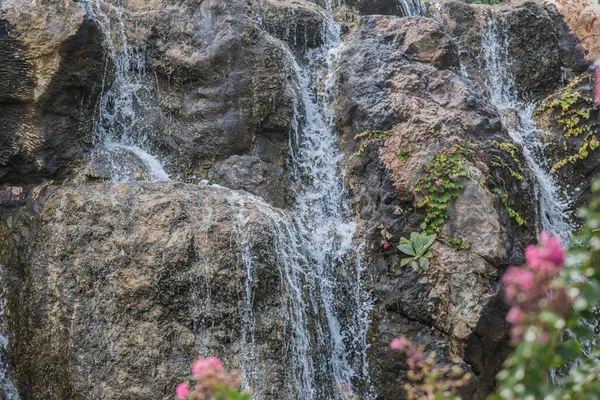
xmin=287 ymin=1 xmax=372 ymax=397
xmin=243 ymin=1 xmax=374 ymax=398
xmin=479 ymin=11 xmax=573 ymax=242
xmin=80 ymin=0 xmax=169 ymax=182
xmin=396 ymin=0 xmax=428 ymax=17
xmin=51 ymin=0 xmax=372 ymax=398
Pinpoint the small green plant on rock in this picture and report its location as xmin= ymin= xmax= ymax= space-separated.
xmin=413 ymin=146 xmax=469 ymax=234
xmin=396 ymin=144 xmax=415 ymax=163
xmin=536 ymin=74 xmax=600 ymax=169
xmin=350 ymin=126 xmax=397 ymax=160
xmin=398 ymin=232 xmax=436 ymax=272
xmin=489 ymin=186 xmax=526 ymax=226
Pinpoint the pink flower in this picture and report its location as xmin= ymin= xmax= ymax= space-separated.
xmin=192 ymin=357 xmax=223 ymax=377
xmin=501 ymin=267 xmax=534 ymax=301
xmin=596 ymin=67 xmax=600 ymax=104
xmin=390 ymin=337 xmax=409 ymax=350
xmin=176 ymin=383 xmax=189 ymax=399
xmin=207 ymin=357 xmax=223 ymax=372
xmin=525 ymin=232 xmax=565 ymax=273
xmin=506 ymin=307 xmax=525 ymax=324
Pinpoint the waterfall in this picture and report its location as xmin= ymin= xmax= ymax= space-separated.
xmin=479 ymin=10 xmax=573 ymax=243
xmin=80 ymin=0 xmax=170 ymax=182
xmin=286 ymin=1 xmax=373 ymax=397
xmin=240 ymin=1 xmax=374 ymax=397
xmin=71 ymin=1 xmax=372 ymax=398
xmin=397 ymin=0 xmax=428 ymax=17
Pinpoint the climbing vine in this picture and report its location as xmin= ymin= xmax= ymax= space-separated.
xmin=413 ymin=144 xmax=471 ymax=235
xmin=536 ymin=74 xmax=599 ymax=169
xmin=490 ymin=141 xmax=524 ymax=181
xmin=350 ymin=126 xmax=397 ymax=160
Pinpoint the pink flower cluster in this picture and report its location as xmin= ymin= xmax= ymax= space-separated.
xmin=390 ymin=337 xmax=424 ymax=372
xmin=501 ymin=232 xmax=568 ymax=341
xmin=192 ymin=357 xmax=223 ymax=377
xmin=176 ymin=357 xmax=243 ymax=400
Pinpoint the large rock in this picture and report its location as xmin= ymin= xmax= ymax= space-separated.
xmin=534 ymin=71 xmax=600 ymax=222
xmin=0 ymin=182 xmax=288 ymax=400
xmin=81 ymin=0 xmax=300 ymax=208
xmin=439 ymin=1 xmax=589 ymax=99
xmin=336 ymin=14 xmax=537 ymax=399
xmin=0 ymin=0 xmax=107 ymax=184
xmin=542 ymin=0 xmax=600 ymax=61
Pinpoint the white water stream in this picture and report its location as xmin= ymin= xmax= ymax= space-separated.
xmin=397 ymin=0 xmax=428 ymax=17
xmin=75 ymin=1 xmax=371 ymax=399
xmin=81 ymin=0 xmax=170 ymax=183
xmin=479 ymin=10 xmax=573 ymax=242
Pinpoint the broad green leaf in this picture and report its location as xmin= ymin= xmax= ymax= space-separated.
xmin=398 ymin=244 xmax=416 ymax=256
xmin=422 ymin=233 xmax=437 ymax=249
xmin=419 ymin=257 xmax=429 ymax=271
xmin=399 ymin=237 xmax=411 ymax=245
xmin=401 ymin=257 xmax=413 ymax=267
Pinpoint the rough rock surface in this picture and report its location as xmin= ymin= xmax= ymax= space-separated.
xmin=0 ymin=0 xmax=593 ymax=399
xmin=0 ymin=1 xmax=106 ymax=184
xmin=542 ymin=0 xmax=600 ymax=61
xmin=535 ymin=72 xmax=600 ymax=221
xmin=96 ymin=0 xmax=299 ymax=207
xmin=0 ymin=182 xmax=286 ymax=400
xmin=336 ymin=14 xmax=537 ymax=399
xmin=439 ymin=1 xmax=589 ymax=99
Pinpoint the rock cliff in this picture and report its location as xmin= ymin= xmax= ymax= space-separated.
xmin=0 ymin=0 xmax=594 ymax=399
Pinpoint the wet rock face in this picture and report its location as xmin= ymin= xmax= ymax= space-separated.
xmin=252 ymin=0 xmax=326 ymax=50
xmin=0 ymin=183 xmax=285 ymax=400
xmin=535 ymin=72 xmax=600 ymax=222
xmin=0 ymin=2 xmax=106 ymax=184
xmin=439 ymin=1 xmax=589 ymax=100
xmin=543 ymin=0 xmax=600 ymax=61
xmin=94 ymin=0 xmax=300 ymax=207
xmin=336 ymin=13 xmax=536 ymax=399
xmin=343 ymin=0 xmax=403 ymax=15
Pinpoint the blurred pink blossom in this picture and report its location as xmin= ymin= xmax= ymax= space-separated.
xmin=501 ymin=267 xmax=534 ymax=302
xmin=506 ymin=307 xmax=525 ymax=324
xmin=192 ymin=357 xmax=223 ymax=377
xmin=524 ymin=232 xmax=565 ymax=273
xmin=176 ymin=383 xmax=189 ymax=399
xmin=390 ymin=337 xmax=409 ymax=350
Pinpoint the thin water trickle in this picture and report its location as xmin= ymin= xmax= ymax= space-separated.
xmin=480 ymin=10 xmax=573 ymax=243
xmin=397 ymin=0 xmax=428 ymax=17
xmin=78 ymin=0 xmax=372 ymax=398
xmin=81 ymin=0 xmax=169 ymax=182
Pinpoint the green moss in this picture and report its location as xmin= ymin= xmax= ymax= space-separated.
xmin=536 ymin=75 xmax=599 ymax=169
xmin=350 ymin=126 xmax=397 ymax=160
xmin=413 ymin=143 xmax=471 ymax=235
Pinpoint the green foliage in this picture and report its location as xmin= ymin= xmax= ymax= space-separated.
xmin=413 ymin=145 xmax=470 ymax=234
xmin=398 ymin=232 xmax=437 ymax=272
xmin=351 ymin=126 xmax=397 ymax=159
xmin=536 ymin=75 xmax=599 ymax=169
xmin=490 ymin=141 xmax=525 ymax=181
xmin=396 ymin=144 xmax=415 ymax=163
xmin=488 ymin=180 xmax=600 ymax=399
xmin=490 ymin=187 xmax=526 ymax=225
xmin=440 ymin=236 xmax=471 ymax=250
